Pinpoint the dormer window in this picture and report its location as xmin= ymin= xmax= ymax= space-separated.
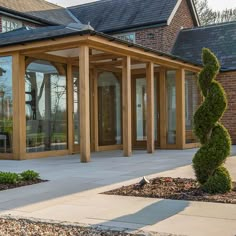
xmin=2 ymin=16 xmax=23 ymax=33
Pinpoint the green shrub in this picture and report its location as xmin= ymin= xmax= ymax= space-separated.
xmin=0 ymin=172 xmax=21 ymax=184
xmin=20 ymin=170 xmax=40 ymax=181
xmin=202 ymin=167 xmax=232 ymax=194
xmin=193 ymin=48 xmax=232 ymax=194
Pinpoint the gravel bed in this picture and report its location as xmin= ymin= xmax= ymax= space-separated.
xmin=0 ymin=217 xmax=182 ymax=236
xmin=104 ymin=177 xmax=236 ymax=204
xmin=0 ymin=179 xmax=47 ymax=191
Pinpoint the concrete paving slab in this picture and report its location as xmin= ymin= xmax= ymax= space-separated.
xmin=143 ymin=214 xmax=236 ymax=236
xmin=0 ymin=148 xmax=235 ymax=236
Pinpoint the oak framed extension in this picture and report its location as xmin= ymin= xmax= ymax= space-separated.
xmin=0 ymin=26 xmax=202 ymax=162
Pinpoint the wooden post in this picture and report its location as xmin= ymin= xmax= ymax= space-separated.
xmin=146 ymin=62 xmax=155 ymax=153
xmin=79 ymin=45 xmax=91 ymax=162
xmin=93 ymin=69 xmax=99 ymax=152
xmin=90 ymin=68 xmax=95 ymax=152
xmin=176 ymin=68 xmax=186 ymax=149
xmin=159 ymin=67 xmax=167 ymax=149
xmin=12 ymin=53 xmax=26 ymax=160
xmin=122 ymin=56 xmax=132 ymax=156
xmin=67 ymin=63 xmax=73 ymax=154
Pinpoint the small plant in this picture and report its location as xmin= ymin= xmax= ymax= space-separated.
xmin=20 ymin=170 xmax=40 ymax=181
xmin=0 ymin=172 xmax=21 ymax=184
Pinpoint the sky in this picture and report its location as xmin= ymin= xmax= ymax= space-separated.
xmin=47 ymin=0 xmax=236 ymax=10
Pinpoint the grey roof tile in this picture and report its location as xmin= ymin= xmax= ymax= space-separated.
xmin=68 ymin=0 xmax=178 ymax=33
xmin=0 ymin=24 xmax=94 ymax=47
xmin=172 ymin=21 xmax=236 ymax=71
xmin=0 ymin=0 xmax=76 ymax=25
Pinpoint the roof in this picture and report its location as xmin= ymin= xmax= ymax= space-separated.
xmin=0 ymin=24 xmax=201 ymax=69
xmin=0 ymin=0 xmax=77 ymax=25
xmin=68 ymin=0 xmax=199 ymax=33
xmin=0 ymin=23 xmax=93 ymax=47
xmin=172 ymin=21 xmax=236 ymax=72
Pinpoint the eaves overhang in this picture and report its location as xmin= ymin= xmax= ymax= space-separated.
xmin=0 ymin=26 xmax=202 ymax=71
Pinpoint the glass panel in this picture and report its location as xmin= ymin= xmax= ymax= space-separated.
xmin=136 ymin=78 xmax=147 ymax=141
xmin=154 ymin=77 xmax=158 ymax=141
xmin=0 ymin=56 xmax=13 ymax=153
xmin=1 ymin=17 xmax=22 ymax=32
xmin=166 ymin=70 xmax=176 ymax=144
xmin=25 ymin=60 xmax=67 ymax=152
xmin=185 ymin=71 xmax=201 ymax=143
xmin=98 ymin=72 xmax=121 ymax=146
xmin=115 ymin=33 xmax=136 ymax=43
xmin=73 ymin=67 xmax=80 ymax=145
xmin=134 ymin=77 xmax=158 ymax=143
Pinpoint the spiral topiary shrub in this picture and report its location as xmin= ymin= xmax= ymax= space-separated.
xmin=193 ymin=48 xmax=232 ymax=194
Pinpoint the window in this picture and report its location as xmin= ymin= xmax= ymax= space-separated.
xmin=25 ymin=60 xmax=67 ymax=153
xmin=166 ymin=70 xmax=176 ymax=144
xmin=185 ymin=71 xmax=201 ymax=143
xmin=0 ymin=56 xmax=13 ymax=153
xmin=115 ymin=32 xmax=136 ymax=43
xmin=2 ymin=17 xmax=23 ymax=33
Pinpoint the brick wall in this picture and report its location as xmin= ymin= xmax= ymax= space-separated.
xmin=135 ymin=0 xmax=195 ymax=53
xmin=217 ymin=71 xmax=236 ymax=144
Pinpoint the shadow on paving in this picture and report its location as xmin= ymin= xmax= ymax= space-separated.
xmin=95 ymin=200 xmax=189 ymax=229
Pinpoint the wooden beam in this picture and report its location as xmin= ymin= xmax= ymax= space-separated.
xmin=176 ymin=68 xmax=186 ymax=149
xmin=24 ymin=53 xmax=67 ymax=64
xmin=122 ymin=56 xmax=132 ymax=157
xmin=146 ymin=62 xmax=155 ymax=153
xmin=79 ymin=45 xmax=91 ymax=162
xmin=12 ymin=53 xmax=26 ymax=160
xmin=94 ymin=65 xmax=122 ymax=73
xmin=91 ymin=60 xmax=122 ymax=67
xmin=159 ymin=67 xmax=167 ymax=148
xmin=90 ymin=53 xmax=123 ymax=61
xmin=87 ymin=37 xmax=201 ymax=72
xmin=67 ymin=63 xmax=74 ymax=154
xmin=0 ymin=36 xmax=88 ymax=54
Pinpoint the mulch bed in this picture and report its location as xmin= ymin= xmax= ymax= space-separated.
xmin=0 ymin=218 xmax=178 ymax=236
xmin=0 ymin=179 xmax=47 ymax=191
xmin=105 ymin=177 xmax=236 ymax=204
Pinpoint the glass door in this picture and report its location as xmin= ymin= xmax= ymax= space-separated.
xmin=132 ymin=75 xmax=160 ymax=149
xmin=72 ymin=67 xmax=80 ymax=152
xmin=97 ymin=72 xmax=122 ymax=147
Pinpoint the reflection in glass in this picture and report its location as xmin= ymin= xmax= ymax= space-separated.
xmin=136 ymin=78 xmax=147 ymax=141
xmin=98 ymin=72 xmax=121 ymax=146
xmin=73 ymin=67 xmax=80 ymax=145
xmin=135 ymin=77 xmax=158 ymax=143
xmin=185 ymin=71 xmax=201 ymax=143
xmin=0 ymin=56 xmax=13 ymax=153
xmin=25 ymin=60 xmax=67 ymax=152
xmin=166 ymin=71 xmax=176 ymax=144
xmin=154 ymin=77 xmax=158 ymax=141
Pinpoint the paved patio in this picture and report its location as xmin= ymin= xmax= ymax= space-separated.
xmin=0 ymin=148 xmax=236 ymax=236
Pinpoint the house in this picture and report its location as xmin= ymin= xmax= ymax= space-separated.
xmin=172 ymin=21 xmax=236 ymax=143
xmin=0 ymin=0 xmax=234 ymax=162
xmin=69 ymin=0 xmax=199 ymax=53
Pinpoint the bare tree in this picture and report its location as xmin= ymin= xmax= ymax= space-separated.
xmin=193 ymin=0 xmax=236 ymax=25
